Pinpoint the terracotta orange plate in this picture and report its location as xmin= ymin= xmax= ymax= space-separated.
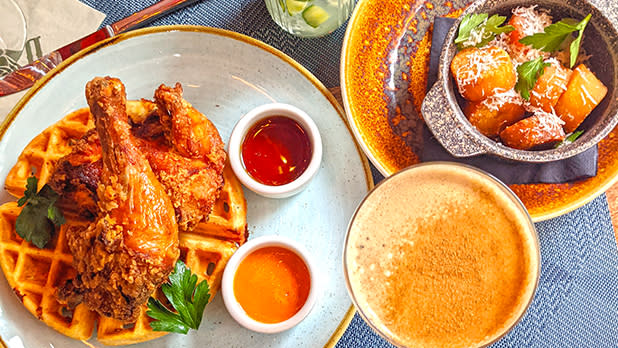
xmin=341 ymin=0 xmax=618 ymax=221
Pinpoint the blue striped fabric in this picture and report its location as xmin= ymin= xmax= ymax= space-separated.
xmin=81 ymin=0 xmax=347 ymax=88
xmin=80 ymin=1 xmax=618 ymax=347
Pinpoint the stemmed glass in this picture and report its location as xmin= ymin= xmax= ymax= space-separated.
xmin=0 ymin=0 xmax=27 ymax=77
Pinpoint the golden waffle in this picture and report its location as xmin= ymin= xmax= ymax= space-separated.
xmin=4 ymin=100 xmax=157 ymax=199
xmin=4 ymin=108 xmax=94 ymax=198
xmin=0 ymin=103 xmax=247 ymax=345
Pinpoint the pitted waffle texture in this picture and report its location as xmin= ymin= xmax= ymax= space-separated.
xmin=0 ymin=104 xmax=247 ymax=345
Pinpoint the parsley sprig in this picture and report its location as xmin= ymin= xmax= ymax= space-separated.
xmin=16 ymin=175 xmax=65 ymax=248
xmin=146 ymin=260 xmax=211 ymax=334
xmin=519 ymin=14 xmax=592 ymax=68
xmin=555 ymin=130 xmax=584 ymax=148
xmin=515 ymin=57 xmax=551 ymax=100
xmin=455 ymin=13 xmax=514 ymax=50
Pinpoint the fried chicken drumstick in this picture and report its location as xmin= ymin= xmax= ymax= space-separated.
xmin=58 ymin=77 xmax=179 ymax=322
xmin=49 ymin=84 xmax=226 ymax=231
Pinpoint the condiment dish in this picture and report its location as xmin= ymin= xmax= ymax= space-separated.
xmin=228 ymin=103 xmax=323 ymax=198
xmin=221 ymin=235 xmax=319 ymax=333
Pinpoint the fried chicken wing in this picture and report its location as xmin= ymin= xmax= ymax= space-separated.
xmin=58 ymin=77 xmax=179 ymax=322
xmin=154 ymin=83 xmax=226 ymax=172
xmin=136 ymin=137 xmax=223 ymax=231
xmin=151 ymin=83 xmax=226 ymax=230
xmin=48 ymin=129 xmax=102 ymax=219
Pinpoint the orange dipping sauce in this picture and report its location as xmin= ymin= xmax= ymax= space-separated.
xmin=241 ymin=116 xmax=312 ymax=186
xmin=233 ymin=246 xmax=311 ymax=323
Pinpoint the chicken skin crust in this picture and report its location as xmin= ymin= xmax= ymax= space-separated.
xmin=58 ymin=77 xmax=179 ymax=322
xmin=50 ymin=85 xmax=226 ymax=232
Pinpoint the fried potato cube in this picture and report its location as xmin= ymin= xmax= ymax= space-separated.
xmin=500 ymin=113 xmax=566 ymax=150
xmin=506 ymin=14 xmax=530 ymax=54
xmin=451 ymin=46 xmax=517 ymax=102
xmin=465 ymin=97 xmax=526 ymax=138
xmin=504 ymin=9 xmax=551 ymax=62
xmin=555 ymin=64 xmax=608 ymax=133
xmin=529 ymin=63 xmax=572 ymax=113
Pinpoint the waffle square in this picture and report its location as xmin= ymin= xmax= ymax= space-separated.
xmin=0 ymin=102 xmax=247 ymax=345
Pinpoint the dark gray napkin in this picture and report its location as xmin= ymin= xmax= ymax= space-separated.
xmin=422 ymin=17 xmax=598 ymax=185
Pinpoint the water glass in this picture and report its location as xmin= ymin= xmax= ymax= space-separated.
xmin=0 ymin=0 xmax=27 ymax=77
xmin=265 ymin=0 xmax=355 ymax=38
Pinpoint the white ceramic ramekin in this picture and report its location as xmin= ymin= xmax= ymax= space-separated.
xmin=221 ymin=235 xmax=319 ymax=333
xmin=228 ymin=103 xmax=322 ymax=198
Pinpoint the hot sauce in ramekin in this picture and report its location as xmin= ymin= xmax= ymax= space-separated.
xmin=232 ymin=246 xmax=311 ymax=323
xmin=241 ymin=116 xmax=312 ymax=186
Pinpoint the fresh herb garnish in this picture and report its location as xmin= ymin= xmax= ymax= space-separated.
xmin=483 ymin=14 xmax=516 ymax=43
xmin=515 ymin=57 xmax=551 ymax=100
xmin=568 ymin=15 xmax=591 ymax=68
xmin=455 ymin=13 xmax=488 ymax=49
xmin=455 ymin=13 xmax=514 ymax=50
xmin=15 ymin=175 xmax=65 ymax=248
xmin=146 ymin=260 xmax=211 ymax=334
xmin=519 ymin=14 xmax=591 ymax=68
xmin=555 ymin=130 xmax=584 ymax=148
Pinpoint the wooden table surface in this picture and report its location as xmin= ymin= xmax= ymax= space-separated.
xmin=328 ymin=87 xmax=618 ymax=246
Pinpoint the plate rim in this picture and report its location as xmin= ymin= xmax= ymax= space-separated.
xmin=339 ymin=1 xmax=391 ymax=178
xmin=339 ymin=0 xmax=618 ymax=222
xmin=0 ymin=24 xmax=374 ymax=348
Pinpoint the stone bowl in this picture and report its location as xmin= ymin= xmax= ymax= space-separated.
xmin=421 ymin=0 xmax=618 ymax=162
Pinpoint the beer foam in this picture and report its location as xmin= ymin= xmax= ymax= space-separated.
xmin=345 ymin=163 xmax=539 ymax=348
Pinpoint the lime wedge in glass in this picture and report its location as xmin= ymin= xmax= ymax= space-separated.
xmin=302 ymin=5 xmax=330 ymax=28
xmin=286 ymin=0 xmax=309 ymax=15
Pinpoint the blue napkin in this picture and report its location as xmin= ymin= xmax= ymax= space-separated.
xmin=81 ymin=2 xmax=618 ymax=347
xmin=81 ymin=0 xmax=347 ymax=88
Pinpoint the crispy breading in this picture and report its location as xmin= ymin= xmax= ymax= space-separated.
xmin=49 ymin=86 xmax=226 ymax=231
xmin=48 ymin=129 xmax=102 ymax=219
xmin=154 ymin=83 xmax=226 ymax=173
xmin=57 ymin=77 xmax=179 ymax=322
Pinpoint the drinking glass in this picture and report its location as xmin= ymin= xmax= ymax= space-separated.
xmin=0 ymin=0 xmax=27 ymax=77
xmin=265 ymin=0 xmax=355 ymax=38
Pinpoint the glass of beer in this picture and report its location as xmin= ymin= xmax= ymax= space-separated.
xmin=344 ymin=162 xmax=540 ymax=348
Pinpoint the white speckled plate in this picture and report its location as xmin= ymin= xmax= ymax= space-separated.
xmin=0 ymin=26 xmax=372 ymax=348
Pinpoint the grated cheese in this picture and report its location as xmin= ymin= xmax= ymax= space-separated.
xmin=534 ymin=112 xmax=566 ymax=134
xmin=462 ymin=24 xmax=487 ymax=48
xmin=531 ymin=58 xmax=569 ymax=101
xmin=511 ymin=6 xmax=552 ymax=37
xmin=482 ymin=89 xmax=524 ymax=111
xmin=488 ymin=33 xmax=510 ymax=53
xmin=454 ymin=46 xmax=509 ymax=86
xmin=454 ymin=46 xmax=507 ymax=96
xmin=524 ymin=103 xmax=565 ymax=127
xmin=580 ymin=84 xmax=598 ymax=105
xmin=489 ymin=6 xmax=553 ymax=65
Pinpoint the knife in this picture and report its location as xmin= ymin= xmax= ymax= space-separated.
xmin=0 ymin=0 xmax=202 ymax=97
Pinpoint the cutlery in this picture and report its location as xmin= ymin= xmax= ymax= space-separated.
xmin=0 ymin=0 xmax=201 ymax=97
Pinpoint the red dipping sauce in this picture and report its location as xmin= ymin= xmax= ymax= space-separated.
xmin=241 ymin=116 xmax=312 ymax=186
